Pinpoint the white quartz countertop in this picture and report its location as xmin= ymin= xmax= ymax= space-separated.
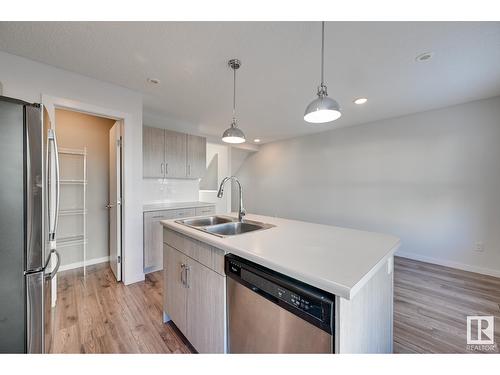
xmin=161 ymin=213 xmax=400 ymax=300
xmin=143 ymin=201 xmax=215 ymax=212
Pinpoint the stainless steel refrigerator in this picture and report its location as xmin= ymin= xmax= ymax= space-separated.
xmin=0 ymin=95 xmax=61 ymax=353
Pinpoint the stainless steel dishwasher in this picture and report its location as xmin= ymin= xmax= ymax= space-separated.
xmin=225 ymin=254 xmax=335 ymax=353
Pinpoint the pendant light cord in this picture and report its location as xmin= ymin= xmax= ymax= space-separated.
xmin=321 ymin=21 xmax=325 ymax=86
xmin=232 ymin=65 xmax=236 ymax=121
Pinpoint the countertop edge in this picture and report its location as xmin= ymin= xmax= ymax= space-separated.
xmin=346 ymin=240 xmax=401 ymax=299
xmin=160 ymin=219 xmax=399 ymax=300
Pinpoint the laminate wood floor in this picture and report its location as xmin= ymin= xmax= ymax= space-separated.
xmin=50 ymin=258 xmax=500 ymax=353
xmin=49 ymin=262 xmax=192 ymax=353
xmin=394 ymin=256 xmax=500 ymax=353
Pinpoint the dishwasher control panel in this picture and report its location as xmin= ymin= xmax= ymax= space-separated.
xmin=225 ymin=254 xmax=334 ymax=334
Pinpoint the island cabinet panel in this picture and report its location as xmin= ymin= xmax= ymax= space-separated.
xmin=163 ymin=228 xmax=226 ymax=353
xmin=164 ymin=129 xmax=188 ymax=178
xmin=164 ymin=244 xmax=188 ymax=335
xmin=164 ymin=228 xmax=224 ymax=275
xmin=335 ymin=257 xmax=394 ymax=353
xmin=186 ymin=134 xmax=206 ymax=179
xmin=143 ymin=126 xmax=165 ymax=178
xmin=185 ymin=258 xmax=225 ymax=354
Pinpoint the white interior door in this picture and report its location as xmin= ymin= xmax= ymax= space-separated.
xmin=109 ymin=121 xmax=122 ymax=281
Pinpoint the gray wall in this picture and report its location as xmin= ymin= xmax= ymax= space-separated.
xmin=231 ymin=148 xmax=254 ymax=212
xmin=236 ymin=96 xmax=500 ymax=275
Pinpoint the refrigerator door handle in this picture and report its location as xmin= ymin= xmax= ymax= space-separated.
xmin=47 ymin=129 xmax=60 ymax=243
xmin=44 ymin=250 xmax=60 ymax=280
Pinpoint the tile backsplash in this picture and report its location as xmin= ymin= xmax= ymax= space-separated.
xmin=143 ymin=178 xmax=200 ymax=204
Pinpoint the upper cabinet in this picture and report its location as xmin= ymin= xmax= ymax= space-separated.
xmin=143 ymin=126 xmax=165 ymax=178
xmin=164 ymin=129 xmax=187 ymax=178
xmin=143 ymin=126 xmax=206 ymax=179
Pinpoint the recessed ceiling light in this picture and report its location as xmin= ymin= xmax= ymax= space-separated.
xmin=254 ymin=139 xmax=261 ymax=143
xmin=353 ymin=97 xmax=368 ymax=105
xmin=147 ymin=78 xmax=160 ymax=85
xmin=415 ymin=52 xmax=434 ymax=62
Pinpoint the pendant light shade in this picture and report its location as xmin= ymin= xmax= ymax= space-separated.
xmin=304 ymin=22 xmax=341 ymax=124
xmin=222 ymin=119 xmax=246 ymax=144
xmin=222 ymin=59 xmax=246 ymax=144
xmin=304 ymin=85 xmax=341 ymax=123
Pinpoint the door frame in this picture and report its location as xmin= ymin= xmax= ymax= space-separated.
xmin=42 ymin=95 xmax=127 ymax=287
xmin=109 ymin=120 xmax=123 ymax=281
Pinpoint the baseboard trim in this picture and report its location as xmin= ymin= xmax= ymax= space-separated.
xmin=144 ymin=265 xmax=163 ymax=274
xmin=59 ymin=256 xmax=110 ymax=272
xmin=396 ymin=251 xmax=500 ymax=278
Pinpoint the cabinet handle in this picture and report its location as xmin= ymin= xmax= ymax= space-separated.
xmin=185 ymin=265 xmax=190 ymax=288
xmin=187 ymin=164 xmax=191 ymax=176
xmin=180 ymin=263 xmax=186 ymax=285
xmin=165 ymin=163 xmax=168 ymax=175
xmin=161 ymin=163 xmax=164 ymax=174
xmin=151 ymin=215 xmax=165 ymax=219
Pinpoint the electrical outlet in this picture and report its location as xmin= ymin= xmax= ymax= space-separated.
xmin=474 ymin=242 xmax=485 ymax=253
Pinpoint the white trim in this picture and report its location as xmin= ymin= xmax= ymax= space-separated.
xmin=59 ymin=256 xmax=110 ymax=272
xmin=144 ymin=265 xmax=163 ymax=274
xmin=41 ymin=94 xmax=144 ymax=285
xmin=396 ymin=251 xmax=500 ymax=278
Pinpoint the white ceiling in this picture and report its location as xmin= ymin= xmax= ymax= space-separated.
xmin=1 ymin=22 xmax=499 ymax=143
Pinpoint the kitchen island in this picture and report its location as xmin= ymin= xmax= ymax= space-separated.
xmin=161 ymin=213 xmax=400 ymax=353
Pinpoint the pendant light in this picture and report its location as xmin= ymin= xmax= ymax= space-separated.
xmin=304 ymin=22 xmax=341 ymax=123
xmin=222 ymin=58 xmax=246 ymax=144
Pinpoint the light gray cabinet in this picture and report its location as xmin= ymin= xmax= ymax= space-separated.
xmin=163 ymin=228 xmax=225 ymax=353
xmin=164 ymin=129 xmax=187 ymax=178
xmin=143 ymin=126 xmax=206 ymax=179
xmin=143 ymin=207 xmax=196 ymax=273
xmin=164 ymin=244 xmax=188 ymax=334
xmin=143 ymin=126 xmax=165 ymax=178
xmin=187 ymin=134 xmax=207 ymax=179
xmin=195 ymin=206 xmax=216 ymax=216
xmin=186 ymin=256 xmax=225 ymax=353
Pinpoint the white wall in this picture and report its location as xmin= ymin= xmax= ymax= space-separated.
xmin=0 ymin=51 xmax=144 ymax=284
xmin=236 ymin=96 xmax=500 ymax=276
xmin=199 ymin=142 xmax=231 ymax=213
xmin=230 ymin=147 xmax=254 ymax=212
xmin=143 ymin=178 xmax=199 ymax=203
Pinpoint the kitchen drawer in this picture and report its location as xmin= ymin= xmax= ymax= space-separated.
xmin=195 ymin=206 xmax=215 ymax=216
xmin=144 ymin=208 xmax=196 ymax=221
xmin=163 ymin=228 xmax=225 ymax=275
xmin=169 ymin=208 xmax=196 ymax=219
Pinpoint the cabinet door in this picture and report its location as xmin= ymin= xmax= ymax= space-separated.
xmin=186 ymin=258 xmax=225 ymax=353
xmin=186 ymin=134 xmax=206 ymax=179
xmin=164 ymin=244 xmax=188 ymax=335
xmin=164 ymin=130 xmax=187 ymax=178
xmin=143 ymin=211 xmax=168 ymax=272
xmin=143 ymin=126 xmax=165 ymax=178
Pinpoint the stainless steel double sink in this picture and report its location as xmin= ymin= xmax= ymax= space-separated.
xmin=175 ymin=215 xmax=275 ymax=237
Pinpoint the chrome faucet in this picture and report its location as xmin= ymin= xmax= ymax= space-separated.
xmin=217 ymin=176 xmax=246 ymax=222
